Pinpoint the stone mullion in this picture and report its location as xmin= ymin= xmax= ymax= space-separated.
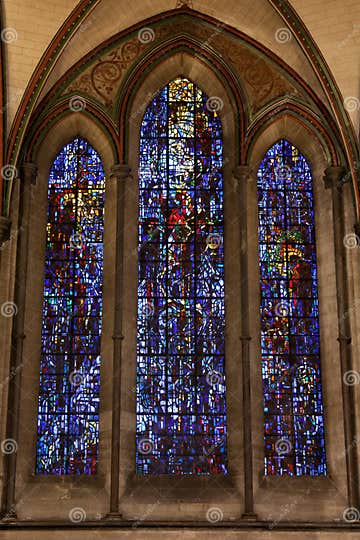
xmin=108 ymin=164 xmax=131 ymax=517
xmin=1 ymin=163 xmax=37 ymax=519
xmin=234 ymin=165 xmax=257 ymax=520
xmin=324 ymin=166 xmax=359 ymax=510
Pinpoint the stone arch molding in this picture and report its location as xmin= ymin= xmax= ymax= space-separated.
xmin=121 ymin=48 xmax=239 ymax=163
xmin=248 ymin=115 xmax=329 ymax=176
xmin=117 ymin=59 xmax=243 ymax=518
xmin=21 ymin=9 xmax=341 ymax=177
xmin=33 ymin=112 xmax=118 ymax=176
xmin=6 ymin=0 xmax=357 ymax=218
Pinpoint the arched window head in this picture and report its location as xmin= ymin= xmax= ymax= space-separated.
xmin=136 ymin=77 xmax=227 ymax=475
xmin=36 ymin=137 xmax=105 ymax=475
xmin=257 ymin=139 xmax=326 ymax=476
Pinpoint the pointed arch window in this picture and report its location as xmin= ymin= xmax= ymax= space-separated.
xmin=36 ymin=137 xmax=105 ymax=475
xmin=136 ymin=77 xmax=227 ymax=474
xmin=257 ymin=139 xmax=326 ymax=476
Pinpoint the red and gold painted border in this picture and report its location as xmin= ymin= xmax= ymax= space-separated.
xmin=24 ymin=9 xmax=343 ymax=163
xmin=32 ymin=8 xmax=341 ymax=141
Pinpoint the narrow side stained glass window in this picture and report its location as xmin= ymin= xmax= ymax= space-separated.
xmin=136 ymin=78 xmax=227 ymax=474
xmin=257 ymin=139 xmax=326 ymax=476
xmin=36 ymin=137 xmax=105 ymax=474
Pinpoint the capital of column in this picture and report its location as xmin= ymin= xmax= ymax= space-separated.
xmin=0 ymin=216 xmax=11 ymax=247
xmin=110 ymin=164 xmax=131 ymax=182
xmin=22 ymin=162 xmax=38 ymax=185
xmin=323 ymin=166 xmax=346 ymax=190
xmin=112 ymin=334 xmax=124 ymax=341
xmin=337 ymin=335 xmax=351 ymax=345
xmin=233 ymin=165 xmax=253 ymax=183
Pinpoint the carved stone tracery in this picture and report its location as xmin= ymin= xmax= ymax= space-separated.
xmin=67 ymin=31 xmax=169 ymax=107
xmin=64 ymin=16 xmax=298 ymax=116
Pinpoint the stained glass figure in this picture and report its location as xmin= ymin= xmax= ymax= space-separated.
xmin=136 ymin=78 xmax=227 ymax=474
xmin=36 ymin=137 xmax=105 ymax=474
xmin=257 ymin=139 xmax=326 ymax=476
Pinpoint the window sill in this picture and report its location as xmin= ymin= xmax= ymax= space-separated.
xmin=27 ymin=473 xmax=106 ymax=489
xmin=121 ymin=474 xmax=241 ymax=503
xmin=258 ymin=473 xmax=338 ymax=492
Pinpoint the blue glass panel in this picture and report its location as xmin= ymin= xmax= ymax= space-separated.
xmin=257 ymin=139 xmax=326 ymax=476
xmin=137 ymin=77 xmax=227 ymax=474
xmin=36 ymin=137 xmax=105 ymax=474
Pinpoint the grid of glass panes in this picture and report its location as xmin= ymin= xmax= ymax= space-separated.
xmin=36 ymin=137 xmax=105 ymax=474
xmin=136 ymin=78 xmax=227 ymax=474
xmin=257 ymin=139 xmax=326 ymax=475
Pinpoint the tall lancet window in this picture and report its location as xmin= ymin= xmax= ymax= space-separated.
xmin=136 ymin=77 xmax=227 ymax=474
xmin=257 ymin=139 xmax=326 ymax=476
xmin=36 ymin=137 xmax=105 ymax=474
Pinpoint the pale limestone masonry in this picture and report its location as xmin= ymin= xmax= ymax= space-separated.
xmin=3 ymin=0 xmax=360 ymax=134
xmin=1 ymin=1 xmax=360 ymax=538
xmin=3 ymin=0 xmax=77 ymax=132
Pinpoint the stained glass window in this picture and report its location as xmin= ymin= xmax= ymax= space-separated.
xmin=36 ymin=137 xmax=105 ymax=474
xmin=136 ymin=77 xmax=227 ymax=474
xmin=257 ymin=139 xmax=326 ymax=476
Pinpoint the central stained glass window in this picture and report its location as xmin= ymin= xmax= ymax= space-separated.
xmin=136 ymin=77 xmax=227 ymax=474
xmin=258 ymin=139 xmax=326 ymax=476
